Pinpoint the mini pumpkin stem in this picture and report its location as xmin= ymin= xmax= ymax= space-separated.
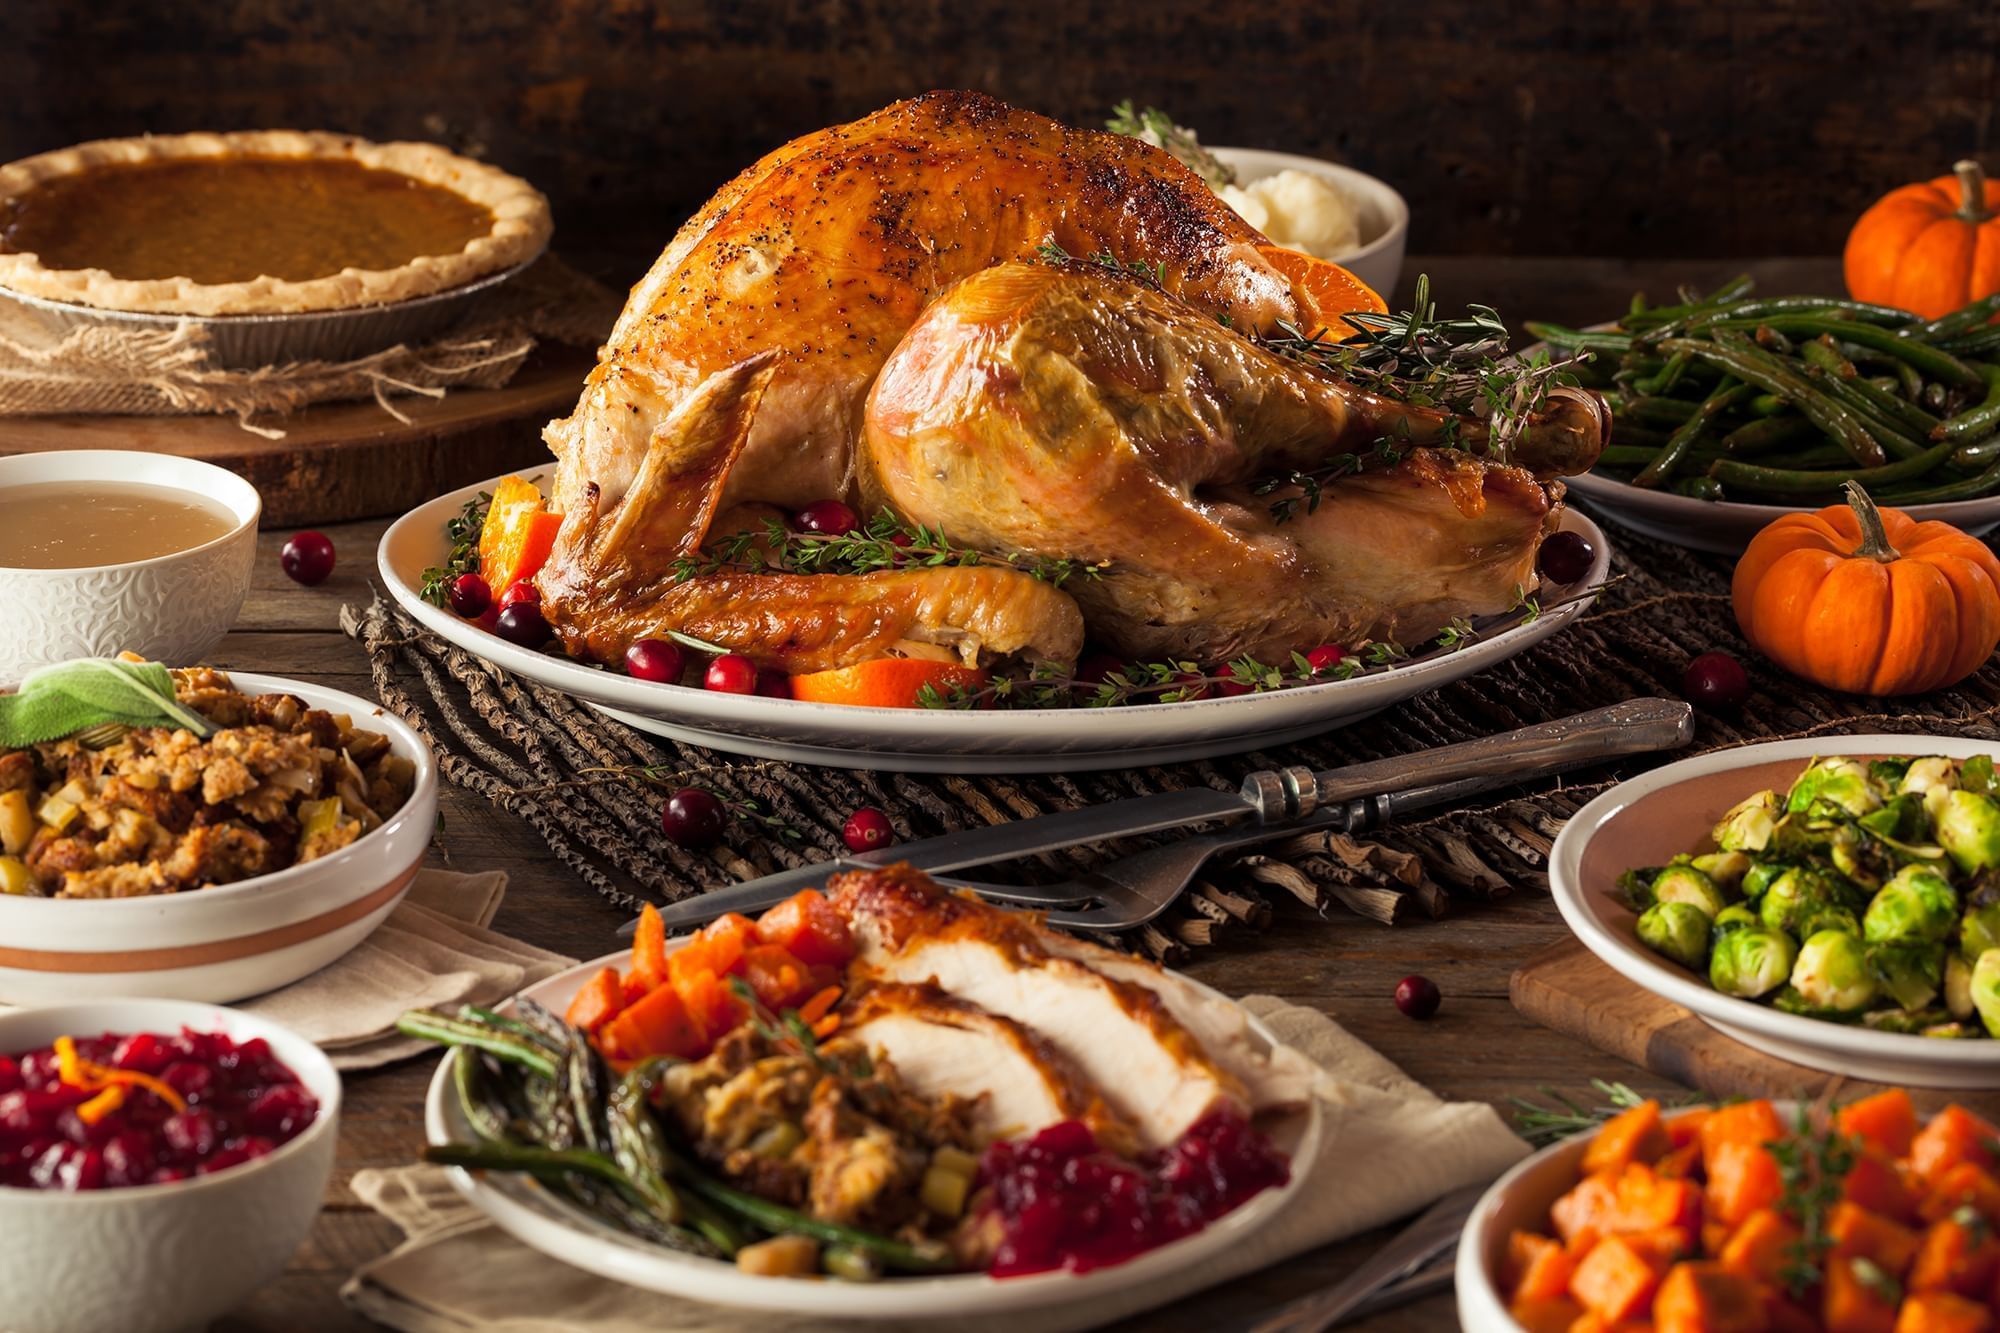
xmin=1956 ymin=160 xmax=1993 ymax=224
xmin=1843 ymin=480 xmax=1901 ymax=563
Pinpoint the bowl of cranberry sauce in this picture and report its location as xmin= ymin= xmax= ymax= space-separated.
xmin=0 ymin=1026 xmax=319 ymax=1190
xmin=0 ymin=1000 xmax=339 ymax=1333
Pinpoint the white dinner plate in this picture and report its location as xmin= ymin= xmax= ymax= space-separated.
xmin=1549 ymin=735 xmax=2000 ymax=1088
xmin=423 ymin=952 xmax=1321 ymax=1322
xmin=378 ymin=473 xmax=1611 ymax=773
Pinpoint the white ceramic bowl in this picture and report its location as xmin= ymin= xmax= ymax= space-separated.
xmin=0 ymin=450 xmax=261 ymax=686
xmin=1550 ymin=735 xmax=2000 ymax=1087
xmin=0 ymin=671 xmax=437 ymax=1003
xmin=0 ymin=998 xmax=340 ymax=1333
xmin=1211 ymin=146 xmax=1409 ymax=298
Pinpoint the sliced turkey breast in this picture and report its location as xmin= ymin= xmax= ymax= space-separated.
xmin=829 ymin=864 xmax=1252 ymax=1150
xmin=843 ymin=981 xmax=1133 ymax=1153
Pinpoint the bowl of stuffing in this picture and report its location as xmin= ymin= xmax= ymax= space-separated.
xmin=0 ymin=998 xmax=339 ymax=1333
xmin=0 ymin=666 xmax=436 ymax=1003
xmin=1104 ymin=104 xmax=1409 ymax=299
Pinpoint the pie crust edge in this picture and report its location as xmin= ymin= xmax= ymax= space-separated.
xmin=0 ymin=130 xmax=554 ymax=316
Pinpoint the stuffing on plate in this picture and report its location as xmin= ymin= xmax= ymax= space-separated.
xmin=0 ymin=667 xmax=414 ymax=898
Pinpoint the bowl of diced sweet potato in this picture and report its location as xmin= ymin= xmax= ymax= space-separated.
xmin=1456 ymin=1088 xmax=2000 ymax=1331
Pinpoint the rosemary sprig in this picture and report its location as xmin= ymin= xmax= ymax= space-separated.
xmin=420 ymin=491 xmax=491 ymax=606
xmin=1769 ymin=1104 xmax=1858 ymax=1296
xmin=673 ymin=508 xmax=1104 ymax=589
xmin=1506 ymin=1080 xmax=1661 ymax=1147
xmin=1036 ymin=239 xmax=1167 ymax=290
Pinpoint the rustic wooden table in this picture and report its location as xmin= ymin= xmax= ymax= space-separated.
xmin=203 ymin=256 xmax=1845 ymax=1331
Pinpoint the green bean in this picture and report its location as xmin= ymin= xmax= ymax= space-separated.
xmin=1937 ymin=363 xmax=2000 ymax=442
xmin=1800 ymin=336 xmax=1856 ymax=380
xmin=823 ymin=1245 xmax=885 ymax=1282
xmin=1914 ymin=293 xmax=2000 ymax=341
xmin=1747 ymin=392 xmax=1788 ymax=417
xmin=1659 ymin=333 xmax=1886 ymax=467
xmin=1630 ymin=296 xmax=1912 ymax=336
xmin=396 ymin=1010 xmax=560 ymax=1080
xmin=1753 ymin=325 xmax=1795 ymax=356
xmin=1633 ymin=349 xmax=1693 ymax=397
xmin=1636 ymin=379 xmax=1748 ymax=488
xmin=560 ymin=1026 xmax=610 ymax=1155
xmin=1704 ymin=317 xmax=1983 ymax=388
xmin=607 ymin=1061 xmax=687 ymax=1229
xmin=1601 ymin=445 xmax=1718 ymax=469
xmin=1874 ymin=455 xmax=2000 ymax=503
xmin=1809 ymin=371 xmax=1929 ymax=459
xmin=1723 ymin=416 xmax=1819 ymax=456
xmin=1616 ymin=395 xmax=1702 ymax=426
xmin=457 ymin=1005 xmax=563 ymax=1053
xmin=1844 ymin=374 xmax=1943 ymax=437
xmin=426 ymin=1139 xmax=629 ymax=1191
xmin=452 ymin=1049 xmax=513 ymax=1143
xmin=1606 ymin=423 xmax=1677 ymax=451
xmin=1941 ymin=324 xmax=2000 ymax=357
xmin=1702 ymin=274 xmax=1756 ymax=306
xmin=1672 ymin=476 xmax=1727 ymax=501
xmin=1926 ymin=381 xmax=1953 ymax=413
xmin=681 ymin=1172 xmax=957 ymax=1273
xmin=1523 ymin=321 xmax=1633 ymax=354
xmin=1708 ymin=436 xmax=1960 ymax=495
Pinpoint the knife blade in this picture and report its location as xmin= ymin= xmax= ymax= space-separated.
xmin=632 ymin=697 xmax=1692 ymax=933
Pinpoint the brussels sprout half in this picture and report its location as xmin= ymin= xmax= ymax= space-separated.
xmin=1971 ymin=949 xmax=2000 ymax=1038
xmin=1939 ymin=790 xmax=2000 ymax=876
xmin=1787 ymin=758 xmax=1883 ymax=819
xmin=1651 ymin=864 xmax=1727 ymax=919
xmin=1637 ymin=901 xmax=1712 ymax=970
xmin=1866 ymin=939 xmax=1945 ymax=1011
xmin=1710 ymin=926 xmax=1798 ymax=1000
xmin=1946 ymin=951 xmax=1977 ymax=1021
xmin=1712 ymin=791 xmax=1780 ymax=854
xmin=1740 ymin=862 xmax=1790 ymax=901
xmin=1861 ymin=865 xmax=1959 ymax=945
xmin=1691 ymin=851 xmax=1751 ymax=892
xmin=1759 ymin=866 xmax=1861 ymax=937
xmin=1788 ymin=930 xmax=1878 ymax=1013
xmin=1712 ymin=903 xmax=1759 ymax=939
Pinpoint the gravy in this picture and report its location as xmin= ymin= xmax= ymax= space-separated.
xmin=0 ymin=481 xmax=238 ymax=568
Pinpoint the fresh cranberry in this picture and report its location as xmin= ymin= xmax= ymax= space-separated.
xmin=498 ymin=580 xmax=541 ymax=610
xmin=245 ymin=1085 xmax=317 ymax=1138
xmin=494 ymin=603 xmax=552 ymax=648
xmin=888 ymin=532 xmax=914 ymax=549
xmin=843 ymin=807 xmax=894 ymax=853
xmin=1305 ymin=644 xmax=1345 ymax=674
xmin=280 ymin=531 xmax=336 ymax=586
xmin=1683 ymin=651 xmax=1749 ymax=712
xmin=661 ymin=788 xmax=726 ymax=849
xmin=1214 ymin=664 xmax=1252 ymax=697
xmin=1537 ymin=530 xmax=1596 ymax=585
xmin=109 ymin=1033 xmax=173 ymax=1075
xmin=1394 ymin=974 xmax=1442 ymax=1020
xmin=754 ymin=669 xmax=793 ymax=699
xmin=447 ymin=573 xmax=492 ymax=618
xmin=624 ymin=638 xmax=685 ymax=684
xmin=1169 ymin=671 xmax=1210 ymax=702
xmin=703 ymin=654 xmax=759 ymax=694
xmin=1075 ymin=654 xmax=1125 ymax=686
xmin=795 ymin=499 xmax=860 ymax=537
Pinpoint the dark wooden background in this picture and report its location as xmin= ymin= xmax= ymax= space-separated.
xmin=5 ymin=0 xmax=1998 ymax=278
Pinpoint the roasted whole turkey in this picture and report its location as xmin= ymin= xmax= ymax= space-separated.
xmin=537 ymin=91 xmax=1607 ymax=673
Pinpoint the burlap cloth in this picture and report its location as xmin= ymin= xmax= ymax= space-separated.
xmin=0 ymin=254 xmax=618 ymax=435
xmin=338 ymin=995 xmax=1529 ymax=1332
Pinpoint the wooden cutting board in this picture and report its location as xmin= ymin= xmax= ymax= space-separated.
xmin=1512 ymin=938 xmax=2000 ymax=1116
xmin=0 ymin=345 xmax=591 ymax=528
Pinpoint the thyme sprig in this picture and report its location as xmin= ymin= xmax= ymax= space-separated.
xmin=1036 ymin=239 xmax=1167 ymax=289
xmin=1507 ymin=1080 xmax=1675 ymax=1147
xmin=1769 ymin=1104 xmax=1859 ymax=1296
xmin=673 ymin=508 xmax=1105 ymax=589
xmin=420 ymin=491 xmax=491 ymax=605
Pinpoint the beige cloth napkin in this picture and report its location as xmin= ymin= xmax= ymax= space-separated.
xmin=338 ymin=995 xmax=1530 ymax=1331
xmin=243 ymin=869 xmax=577 ymax=1070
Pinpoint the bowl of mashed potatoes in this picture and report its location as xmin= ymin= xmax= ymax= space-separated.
xmin=1208 ymin=147 xmax=1408 ymax=298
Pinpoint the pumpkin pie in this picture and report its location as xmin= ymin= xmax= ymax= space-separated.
xmin=0 ymin=131 xmax=552 ymax=316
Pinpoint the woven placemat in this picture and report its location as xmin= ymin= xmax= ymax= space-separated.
xmin=342 ymin=512 xmax=2000 ymax=962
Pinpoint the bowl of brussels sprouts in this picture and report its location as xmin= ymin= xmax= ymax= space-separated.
xmin=1550 ymin=736 xmax=2000 ymax=1087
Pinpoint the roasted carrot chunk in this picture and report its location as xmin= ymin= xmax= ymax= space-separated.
xmin=1923 ymin=1163 xmax=2000 ymax=1228
xmin=1570 ymin=1235 xmax=1668 ymax=1323
xmin=598 ymin=981 xmax=701 ymax=1061
xmin=736 ymin=944 xmax=820 ymax=1010
xmin=1513 ymin=1231 xmax=1580 ymax=1303
xmin=674 ymin=967 xmax=746 ymax=1044
xmin=1720 ymin=1209 xmax=1801 ymax=1287
xmin=1824 ymin=1253 xmax=1901 ymax=1333
xmin=1911 ymin=1214 xmax=2000 ymax=1298
xmin=628 ymin=903 xmax=670 ymax=994
xmin=1910 ymin=1107 xmax=1999 ymax=1188
xmin=1707 ymin=1140 xmax=1786 ymax=1228
xmin=1653 ymin=1260 xmax=1768 ymax=1333
xmin=1510 ymin=1296 xmax=1586 ymax=1333
xmin=1702 ymin=1101 xmax=1787 ymax=1178
xmin=754 ymin=888 xmax=854 ymax=967
xmin=1840 ymin=1090 xmax=1922 ymax=1160
xmin=1848 ymin=1148 xmax=1924 ymax=1226
xmin=1555 ymin=1173 xmax=1622 ymax=1246
xmin=1657 ymin=1143 xmax=1703 ymax=1181
xmin=1892 ymin=1289 xmax=1993 ymax=1333
xmin=1586 ymin=1101 xmax=1674 ymax=1176
xmin=563 ymin=965 xmax=624 ymax=1033
xmin=1611 ymin=1165 xmax=1702 ymax=1249
xmin=1828 ymin=1200 xmax=1923 ymax=1279
xmin=1669 ymin=1107 xmax=1713 ymax=1151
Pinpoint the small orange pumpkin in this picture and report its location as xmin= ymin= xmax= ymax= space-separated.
xmin=1845 ymin=160 xmax=2000 ymax=320
xmin=1732 ymin=482 xmax=2000 ymax=696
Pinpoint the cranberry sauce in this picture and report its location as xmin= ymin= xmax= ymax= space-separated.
xmin=0 ymin=1028 xmax=318 ymax=1191
xmin=977 ymin=1109 xmax=1290 ymax=1277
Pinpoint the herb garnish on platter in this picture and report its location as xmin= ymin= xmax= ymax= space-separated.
xmin=420 ymin=490 xmax=490 ymax=606
xmin=672 ymin=507 xmax=1105 ymax=589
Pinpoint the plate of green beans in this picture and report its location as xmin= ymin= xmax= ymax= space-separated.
xmin=1527 ymin=280 xmax=2000 ymax=554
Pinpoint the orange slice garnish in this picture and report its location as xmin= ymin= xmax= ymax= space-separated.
xmin=1256 ymin=243 xmax=1387 ymax=343
xmin=789 ymin=660 xmax=990 ymax=708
